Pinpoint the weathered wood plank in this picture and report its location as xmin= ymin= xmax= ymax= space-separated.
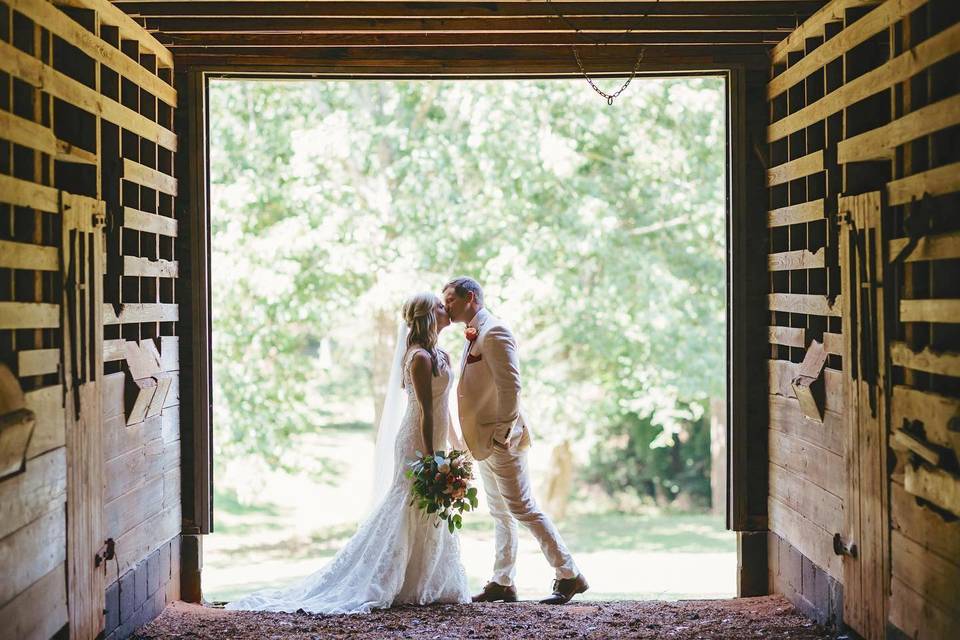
xmin=769 ymin=325 xmax=805 ymax=348
xmin=0 ymin=504 xmax=66 ymax=608
xmin=0 ymin=40 xmax=177 ymax=151
xmin=890 ymin=342 xmax=960 ymax=377
xmin=0 ymin=174 xmax=59 ymax=214
xmin=767 ymin=199 xmax=824 ymax=228
xmin=768 ymin=247 xmax=825 ymax=271
xmin=768 ymin=0 xmax=925 ymax=99
xmin=765 ymin=150 xmax=824 ymax=186
xmin=890 ymin=575 xmax=959 ymax=640
xmin=891 ymin=385 xmax=960 ymax=455
xmin=904 ymin=463 xmax=960 ymax=516
xmin=123 ymin=255 xmax=179 ymax=278
xmin=5 ymin=0 xmax=175 ymax=105
xmin=103 ymin=414 xmax=162 ymax=462
xmin=770 ymin=0 xmax=880 ymax=63
xmin=900 ymin=299 xmax=960 ymax=324
xmin=891 ymin=529 xmax=960 ymax=617
xmin=768 ymin=293 xmax=842 ymax=317
xmin=769 ymin=427 xmax=844 ymax=498
xmin=102 ymin=372 xmax=126 ymax=420
xmin=840 ymin=92 xmax=960 ymax=163
xmin=0 ymin=562 xmax=67 ymax=640
xmin=891 ymin=480 xmax=960 ymax=572
xmin=0 ymin=240 xmax=58 ymax=272
xmin=123 ymin=158 xmax=179 ymax=196
xmin=103 ymin=303 xmax=179 ymax=325
xmin=17 ymin=349 xmax=60 ymax=377
xmin=823 ymin=332 xmax=842 ymax=356
xmin=24 ymin=386 xmax=65 ymax=459
xmin=768 ymin=495 xmax=842 ymax=581
xmin=104 ymin=339 xmax=126 ymax=363
xmin=768 ymin=360 xmax=844 ymax=414
xmin=0 ymin=303 xmax=59 ymax=330
xmin=104 ymin=475 xmax=164 ymax=540
xmin=0 ymin=107 xmax=96 ymax=164
xmin=104 ymin=504 xmax=180 ymax=585
xmin=0 ymin=448 xmax=66 ymax=541
xmin=123 ymin=206 xmax=179 ymax=237
xmin=889 ymin=230 xmax=960 ymax=263
xmin=769 ymin=461 xmax=843 ymax=536
xmin=769 ymin=393 xmax=845 ymax=456
xmin=58 ymin=0 xmax=175 ymax=68
xmin=768 ymin=21 xmax=960 ymax=142
xmin=888 ymin=161 xmax=960 ymax=207
xmin=159 ymin=336 xmax=179 ymax=372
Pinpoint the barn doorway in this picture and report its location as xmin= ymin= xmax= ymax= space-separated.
xmin=197 ymin=76 xmax=736 ymax=603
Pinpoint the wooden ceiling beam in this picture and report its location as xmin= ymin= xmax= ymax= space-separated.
xmin=115 ymin=1 xmax=821 ymax=19
xmin=140 ymin=15 xmax=800 ymax=33
xmin=170 ymin=43 xmax=766 ymax=70
xmin=157 ymin=31 xmax=784 ymax=47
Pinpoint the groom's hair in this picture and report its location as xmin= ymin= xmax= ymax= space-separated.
xmin=444 ymin=276 xmax=484 ymax=306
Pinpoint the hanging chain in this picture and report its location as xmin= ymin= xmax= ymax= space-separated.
xmin=544 ymin=0 xmax=659 ymax=105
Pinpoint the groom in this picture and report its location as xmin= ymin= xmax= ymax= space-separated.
xmin=442 ymin=277 xmax=588 ymax=605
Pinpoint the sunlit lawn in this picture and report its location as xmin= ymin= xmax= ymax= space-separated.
xmin=205 ymin=429 xmax=735 ymax=604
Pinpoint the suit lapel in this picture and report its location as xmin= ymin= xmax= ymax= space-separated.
xmin=459 ymin=309 xmax=491 ymax=379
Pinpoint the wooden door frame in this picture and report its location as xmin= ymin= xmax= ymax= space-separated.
xmin=176 ymin=64 xmax=770 ymax=598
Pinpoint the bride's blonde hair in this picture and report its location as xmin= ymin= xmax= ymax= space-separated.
xmin=402 ymin=292 xmax=446 ymax=382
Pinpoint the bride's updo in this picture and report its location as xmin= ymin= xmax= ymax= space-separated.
xmin=402 ymin=292 xmax=445 ymax=379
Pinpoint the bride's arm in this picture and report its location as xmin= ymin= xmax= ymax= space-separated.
xmin=409 ymin=349 xmax=435 ymax=453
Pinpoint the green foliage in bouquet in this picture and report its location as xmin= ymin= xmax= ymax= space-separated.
xmin=406 ymin=449 xmax=479 ymax=533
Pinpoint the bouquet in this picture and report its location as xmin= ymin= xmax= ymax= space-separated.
xmin=406 ymin=449 xmax=479 ymax=533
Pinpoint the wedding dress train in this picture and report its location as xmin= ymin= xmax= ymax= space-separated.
xmin=225 ymin=348 xmax=471 ymax=614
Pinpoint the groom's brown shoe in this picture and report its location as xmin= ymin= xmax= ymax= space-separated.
xmin=539 ymin=574 xmax=589 ymax=605
xmin=472 ymin=581 xmax=518 ymax=603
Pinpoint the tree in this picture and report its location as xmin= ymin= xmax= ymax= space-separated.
xmin=209 ymin=77 xmax=726 ymax=506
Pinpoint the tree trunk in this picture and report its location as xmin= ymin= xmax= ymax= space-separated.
xmin=542 ymin=440 xmax=574 ymax=521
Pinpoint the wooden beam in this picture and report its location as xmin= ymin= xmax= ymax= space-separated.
xmin=0 ymin=562 xmax=67 ymax=640
xmin=891 ymin=529 xmax=960 ymax=618
xmin=0 ymin=240 xmax=58 ymax=272
xmin=767 ymin=0 xmax=925 ymax=99
xmin=6 ymin=0 xmax=176 ymax=105
xmin=767 ymin=198 xmax=824 ymax=227
xmin=900 ymin=299 xmax=960 ymax=324
xmin=24 ymin=386 xmax=66 ymax=459
xmin=890 ymin=342 xmax=960 ymax=377
xmin=116 ymin=2 xmax=826 ymax=19
xmin=888 ymin=161 xmax=960 ymax=207
xmin=768 ymin=293 xmax=842 ymax=316
xmin=57 ymin=0 xmax=174 ymax=68
xmin=823 ymin=332 xmax=842 ymax=355
xmin=103 ymin=303 xmax=179 ymax=325
xmin=159 ymin=31 xmax=786 ymax=48
xmin=122 ymin=158 xmax=178 ymax=196
xmin=769 ymin=325 xmax=805 ymax=348
xmin=768 ymin=247 xmax=825 ymax=271
xmin=0 ymin=40 xmax=177 ymax=151
xmin=766 ymin=150 xmax=823 ymax=186
xmin=18 ymin=349 xmax=60 ymax=377
xmin=0 ymin=504 xmax=66 ymax=607
xmin=0 ymin=448 xmax=66 ymax=541
xmin=123 ymin=256 xmax=179 ymax=278
xmin=0 ymin=174 xmax=59 ymax=214
xmin=770 ymin=427 xmax=844 ymax=497
xmin=891 ymin=385 xmax=960 ymax=454
xmin=768 ymin=20 xmax=960 ymax=143
xmin=891 ymin=480 xmax=960 ymax=571
xmin=889 ymin=230 xmax=960 ymax=263
xmin=840 ymin=93 xmax=960 ymax=163
xmin=891 ymin=429 xmax=943 ymax=466
xmin=768 ymin=495 xmax=842 ymax=581
xmin=769 ymin=393 xmax=845 ymax=455
xmin=0 ymin=108 xmax=96 ymax=164
xmin=770 ymin=0 xmax=880 ymax=64
xmin=0 ymin=303 xmax=60 ymax=330
xmin=123 ymin=206 xmax=179 ymax=237
xmin=141 ymin=15 xmax=800 ymax=33
xmin=769 ymin=461 xmax=843 ymax=536
xmin=904 ymin=463 xmax=960 ymax=518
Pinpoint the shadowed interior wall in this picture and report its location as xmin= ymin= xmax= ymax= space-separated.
xmin=764 ymin=0 xmax=960 ymax=637
xmin=0 ymin=1 xmax=180 ymax=638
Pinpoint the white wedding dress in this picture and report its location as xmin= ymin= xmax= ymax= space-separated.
xmin=225 ymin=347 xmax=471 ymax=614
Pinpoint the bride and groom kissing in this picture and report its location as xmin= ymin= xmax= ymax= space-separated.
xmin=225 ymin=277 xmax=589 ymax=614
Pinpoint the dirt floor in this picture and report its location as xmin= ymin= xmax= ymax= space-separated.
xmin=133 ymin=596 xmax=838 ymax=639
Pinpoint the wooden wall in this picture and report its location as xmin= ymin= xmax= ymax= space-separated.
xmin=0 ymin=1 xmax=180 ymax=638
xmin=764 ymin=0 xmax=960 ymax=637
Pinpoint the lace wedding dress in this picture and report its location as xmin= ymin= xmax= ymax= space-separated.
xmin=225 ymin=347 xmax=471 ymax=614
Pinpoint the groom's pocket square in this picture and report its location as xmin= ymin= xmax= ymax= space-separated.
xmin=466 ymin=353 xmax=483 ymax=365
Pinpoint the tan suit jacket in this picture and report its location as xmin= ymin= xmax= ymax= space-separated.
xmin=456 ymin=308 xmax=532 ymax=461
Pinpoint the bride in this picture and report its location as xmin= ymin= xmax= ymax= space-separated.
xmin=225 ymin=293 xmax=471 ymax=613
